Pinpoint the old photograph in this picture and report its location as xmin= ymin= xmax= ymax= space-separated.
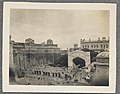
xmin=3 ymin=2 xmax=116 ymax=93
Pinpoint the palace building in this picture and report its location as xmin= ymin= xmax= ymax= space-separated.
xmin=80 ymin=37 xmax=109 ymax=52
xmin=10 ymin=38 xmax=61 ymax=74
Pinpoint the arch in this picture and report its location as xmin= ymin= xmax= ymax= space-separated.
xmin=55 ymin=73 xmax=57 ymax=77
xmin=36 ymin=71 xmax=39 ymax=74
xmin=58 ymin=73 xmax=61 ymax=77
xmin=68 ymin=50 xmax=91 ymax=73
xmin=47 ymin=72 xmax=50 ymax=76
xmin=39 ymin=71 xmax=41 ymax=75
xmin=72 ymin=57 xmax=85 ymax=68
xmin=43 ymin=71 xmax=45 ymax=76
xmin=52 ymin=73 xmax=54 ymax=77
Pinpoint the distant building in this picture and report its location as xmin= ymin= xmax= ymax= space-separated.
xmin=69 ymin=43 xmax=80 ymax=52
xmin=10 ymin=38 xmax=61 ymax=73
xmin=80 ymin=37 xmax=109 ymax=52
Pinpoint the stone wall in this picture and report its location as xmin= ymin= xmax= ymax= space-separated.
xmin=13 ymin=52 xmax=61 ymax=70
xmin=91 ymin=64 xmax=109 ymax=86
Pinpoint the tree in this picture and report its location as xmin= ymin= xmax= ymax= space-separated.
xmin=81 ymin=48 xmax=98 ymax=62
xmin=54 ymin=54 xmax=68 ymax=67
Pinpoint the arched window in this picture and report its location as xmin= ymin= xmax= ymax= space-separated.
xmin=47 ymin=72 xmax=50 ymax=76
xmin=58 ymin=73 xmax=60 ymax=77
xmin=96 ymin=45 xmax=98 ymax=47
xmin=43 ymin=72 xmax=45 ymax=76
xmin=106 ymin=44 xmax=108 ymax=48
xmin=39 ymin=71 xmax=41 ymax=75
xmin=91 ymin=45 xmax=93 ymax=48
xmin=52 ymin=73 xmax=54 ymax=77
xmin=55 ymin=73 xmax=57 ymax=77
xmin=104 ymin=44 xmax=106 ymax=48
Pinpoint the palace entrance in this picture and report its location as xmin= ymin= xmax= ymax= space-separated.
xmin=68 ymin=50 xmax=91 ymax=72
xmin=73 ymin=57 xmax=85 ymax=68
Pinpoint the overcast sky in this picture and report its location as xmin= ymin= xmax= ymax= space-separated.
xmin=10 ymin=9 xmax=109 ymax=49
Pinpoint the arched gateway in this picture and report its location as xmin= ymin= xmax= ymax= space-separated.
xmin=68 ymin=50 xmax=91 ymax=72
xmin=73 ymin=57 xmax=86 ymax=68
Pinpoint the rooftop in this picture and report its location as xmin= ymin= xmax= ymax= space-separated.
xmin=80 ymin=37 xmax=109 ymax=43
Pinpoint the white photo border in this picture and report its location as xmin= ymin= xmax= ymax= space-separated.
xmin=2 ymin=2 xmax=116 ymax=93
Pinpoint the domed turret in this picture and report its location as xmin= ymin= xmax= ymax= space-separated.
xmin=25 ymin=38 xmax=34 ymax=44
xmin=47 ymin=39 xmax=53 ymax=45
xmin=91 ymin=51 xmax=109 ymax=86
xmin=96 ymin=51 xmax=109 ymax=58
xmin=96 ymin=51 xmax=109 ymax=63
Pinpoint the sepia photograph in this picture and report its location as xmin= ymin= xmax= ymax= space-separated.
xmin=3 ymin=2 xmax=116 ymax=93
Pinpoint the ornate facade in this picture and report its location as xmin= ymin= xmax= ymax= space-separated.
xmin=80 ymin=37 xmax=109 ymax=52
xmin=11 ymin=38 xmax=61 ymax=74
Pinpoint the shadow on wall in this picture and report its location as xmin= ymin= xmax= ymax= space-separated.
xmin=90 ymin=74 xmax=109 ymax=86
xmin=9 ymin=68 xmax=16 ymax=82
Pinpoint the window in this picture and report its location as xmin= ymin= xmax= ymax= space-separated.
xmin=47 ymin=72 xmax=50 ymax=76
xmin=52 ymin=73 xmax=54 ymax=77
xmin=104 ymin=44 xmax=105 ymax=48
xmin=96 ymin=44 xmax=98 ymax=48
xmin=91 ymin=45 xmax=93 ymax=48
xmin=106 ymin=44 xmax=108 ymax=48
xmin=39 ymin=71 xmax=41 ymax=75
xmin=58 ymin=73 xmax=60 ymax=77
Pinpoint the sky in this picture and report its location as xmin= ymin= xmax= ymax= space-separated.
xmin=10 ymin=9 xmax=109 ymax=50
